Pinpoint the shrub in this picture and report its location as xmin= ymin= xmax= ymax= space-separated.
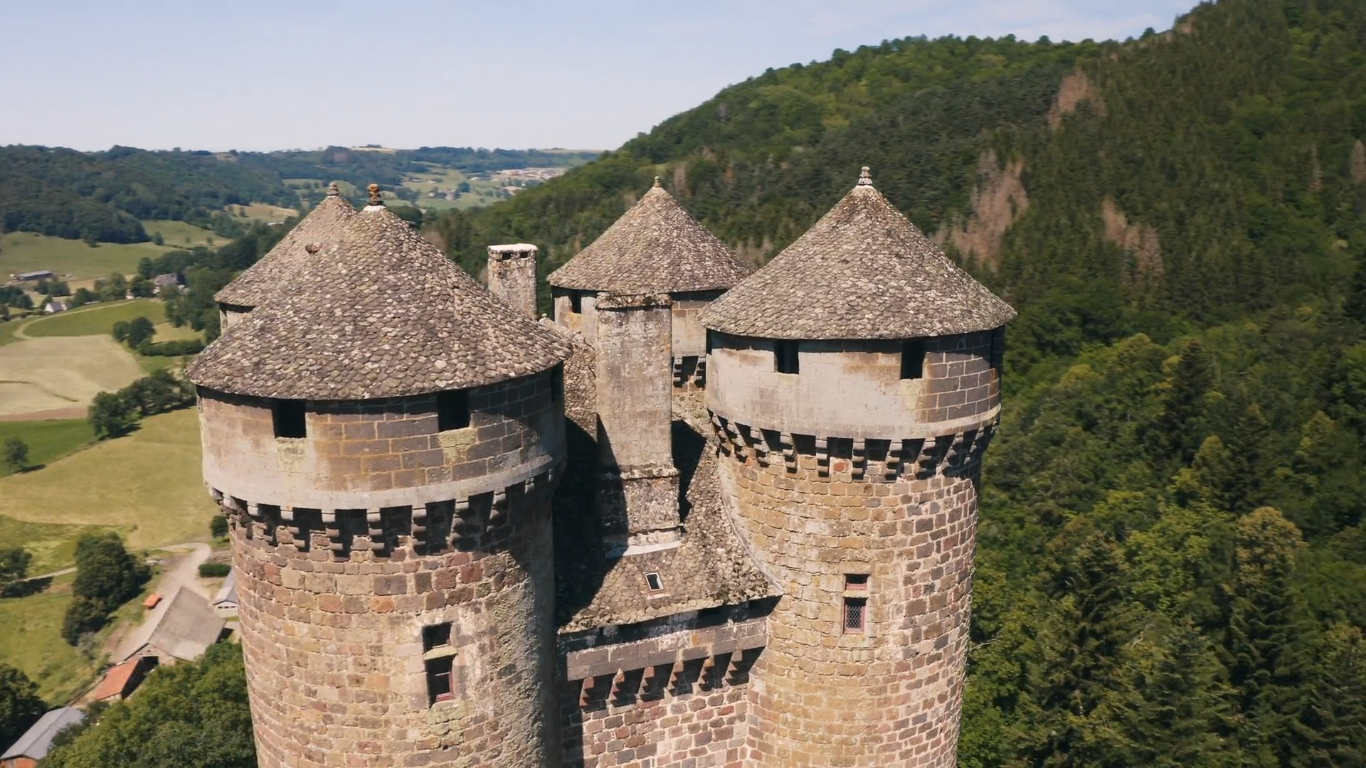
xmin=198 ymin=562 xmax=230 ymax=578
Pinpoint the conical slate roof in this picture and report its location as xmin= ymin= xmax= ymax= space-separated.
xmin=214 ymin=183 xmax=354 ymax=308
xmin=701 ymin=168 xmax=1015 ymax=339
xmin=547 ymin=179 xmax=749 ymax=293
xmin=188 ymin=197 xmax=571 ymax=400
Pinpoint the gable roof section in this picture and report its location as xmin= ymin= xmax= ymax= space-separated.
xmin=1 ymin=708 xmax=84 ymax=761
xmin=214 ymin=185 xmax=354 ymax=308
xmin=140 ymin=587 xmax=224 ymax=661
xmin=188 ymin=204 xmax=572 ymax=400
xmin=701 ymin=168 xmax=1016 ymax=339
xmin=548 ymin=181 xmax=750 ymax=294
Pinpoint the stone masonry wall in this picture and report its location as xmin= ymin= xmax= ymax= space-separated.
xmin=198 ymin=371 xmax=561 ymax=511
xmin=230 ymin=476 xmax=560 ymax=768
xmin=707 ymin=331 xmax=1000 ymax=442
xmin=717 ymin=437 xmax=988 ymax=767
xmin=559 ymin=612 xmax=768 ymax=767
xmin=487 ymin=244 xmax=539 ymax=320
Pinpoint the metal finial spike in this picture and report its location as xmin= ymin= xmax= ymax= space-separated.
xmin=367 ymin=183 xmax=383 ymax=206
xmin=857 ymin=167 xmax=873 ymax=187
xmin=653 ymin=176 xmax=662 ymax=188
xmin=327 ymin=181 xmax=340 ymax=196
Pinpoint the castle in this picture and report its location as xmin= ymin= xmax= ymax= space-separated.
xmin=185 ymin=169 xmax=1014 ymax=767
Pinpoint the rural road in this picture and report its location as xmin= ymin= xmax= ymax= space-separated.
xmin=108 ymin=542 xmax=213 ymax=662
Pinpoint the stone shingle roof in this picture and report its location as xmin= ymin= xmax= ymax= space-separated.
xmin=551 ymin=334 xmax=778 ymax=631
xmin=188 ymin=202 xmax=571 ymax=400
xmin=701 ymin=168 xmax=1016 ymax=339
xmin=547 ymin=180 xmax=750 ymax=294
xmin=132 ymin=587 xmax=225 ymax=662
xmin=214 ymin=183 xmax=353 ymax=308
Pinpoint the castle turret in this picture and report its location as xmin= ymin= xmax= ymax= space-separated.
xmin=487 ymin=243 xmax=539 ymax=319
xmin=187 ymin=186 xmax=572 ymax=768
xmin=214 ymin=181 xmax=353 ymax=329
xmin=700 ymin=168 xmax=1014 ymax=766
xmin=547 ymin=177 xmax=749 ymax=389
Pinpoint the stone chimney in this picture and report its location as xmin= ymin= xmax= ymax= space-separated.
xmin=594 ymin=292 xmax=680 ymax=554
xmin=487 ymin=244 xmax=539 ymax=319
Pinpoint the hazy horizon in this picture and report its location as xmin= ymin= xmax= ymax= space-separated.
xmin=6 ymin=0 xmax=1195 ymax=154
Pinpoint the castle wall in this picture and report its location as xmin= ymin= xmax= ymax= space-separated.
xmin=705 ymin=328 xmax=1003 ymax=767
xmin=714 ymin=428 xmax=992 ymax=767
xmin=706 ymin=331 xmax=1000 ymax=440
xmin=200 ymin=372 xmax=565 ymax=768
xmin=554 ymin=290 xmax=600 ymax=343
xmin=230 ymin=477 xmax=559 ymax=768
xmin=559 ymin=610 xmax=768 ymax=768
xmin=197 ymin=372 xmax=562 ymax=511
xmin=487 ymin=244 xmax=539 ymax=319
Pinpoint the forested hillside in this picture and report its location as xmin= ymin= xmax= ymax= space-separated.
xmin=0 ymin=146 xmax=596 ymax=245
xmin=428 ymin=0 xmax=1366 ymax=763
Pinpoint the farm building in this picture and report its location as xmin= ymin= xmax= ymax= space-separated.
xmin=89 ymin=656 xmax=159 ymax=702
xmin=0 ymin=708 xmax=84 ymax=768
xmin=212 ymin=569 xmax=239 ymax=617
xmin=120 ymin=587 xmax=225 ymax=664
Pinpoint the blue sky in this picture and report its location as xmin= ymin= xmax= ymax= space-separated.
xmin=5 ymin=0 xmax=1196 ymax=152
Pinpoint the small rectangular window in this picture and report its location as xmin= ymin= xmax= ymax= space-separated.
xmin=569 ymin=291 xmax=583 ymax=314
xmin=901 ymin=339 xmax=926 ymax=380
xmin=843 ymin=598 xmax=867 ymax=634
xmin=425 ymin=655 xmax=454 ymax=703
xmin=437 ymin=391 xmax=470 ymax=431
xmin=775 ymin=340 xmax=799 ymax=375
xmin=645 ymin=572 xmax=664 ymax=592
xmin=423 ymin=623 xmax=452 ymax=651
xmin=550 ymin=364 xmax=564 ymax=403
xmin=845 ymin=574 xmax=869 ymax=591
xmin=272 ymin=400 xmax=306 ymax=438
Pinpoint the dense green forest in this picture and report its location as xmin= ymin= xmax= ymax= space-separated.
xmin=424 ymin=0 xmax=1366 ymax=764
xmin=0 ymin=146 xmax=596 ymax=244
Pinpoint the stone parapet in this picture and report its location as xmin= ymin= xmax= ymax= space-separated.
xmin=487 ymin=243 xmax=539 ymax=319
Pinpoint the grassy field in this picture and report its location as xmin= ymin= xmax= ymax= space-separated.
xmin=0 ymin=409 xmax=216 ymax=559
xmin=0 ymin=515 xmax=106 ymax=575
xmin=0 ymin=573 xmax=102 ymax=702
xmin=0 ymin=419 xmax=95 ymax=477
xmin=0 ymin=335 xmax=145 ymax=416
xmin=224 ymin=202 xmax=296 ymax=223
xmin=22 ymin=299 xmax=165 ymax=338
xmin=141 ymin=220 xmax=223 ymax=249
xmin=0 ymin=232 xmax=169 ymax=280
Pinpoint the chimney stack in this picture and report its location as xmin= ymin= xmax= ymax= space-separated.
xmin=486 ymin=243 xmax=539 ymax=319
xmin=594 ymin=292 xmax=680 ymax=554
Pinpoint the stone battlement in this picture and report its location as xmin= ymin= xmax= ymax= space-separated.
xmin=213 ymin=463 xmax=559 ymax=560
xmin=711 ymin=414 xmax=996 ymax=481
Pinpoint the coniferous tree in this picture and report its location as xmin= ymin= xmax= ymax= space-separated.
xmin=1225 ymin=507 xmax=1306 ymax=761
xmin=1158 ymin=340 xmax=1215 ymax=465
xmin=1290 ymin=623 xmax=1366 ymax=767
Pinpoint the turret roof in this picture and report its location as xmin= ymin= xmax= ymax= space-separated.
xmin=700 ymin=168 xmax=1015 ymax=339
xmin=547 ymin=179 xmax=750 ymax=293
xmin=188 ymin=197 xmax=571 ymax=400
xmin=214 ymin=183 xmax=354 ymax=308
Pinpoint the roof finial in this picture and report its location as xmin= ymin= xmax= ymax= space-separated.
xmin=857 ymin=166 xmax=873 ymax=187
xmin=327 ymin=181 xmax=340 ymax=196
xmin=653 ymin=176 xmax=662 ymax=188
xmin=367 ymin=183 xmax=383 ymax=207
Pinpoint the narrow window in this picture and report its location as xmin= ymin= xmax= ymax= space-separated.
xmin=774 ymin=340 xmax=799 ymax=374
xmin=423 ymin=623 xmax=452 ymax=651
xmin=845 ymin=574 xmax=869 ymax=592
xmin=900 ymin=339 xmax=926 ymax=380
xmin=426 ymin=655 xmax=454 ymax=703
xmin=437 ymin=390 xmax=470 ymax=431
xmin=272 ymin=400 xmax=306 ymax=438
xmin=843 ymin=598 xmax=867 ymax=634
xmin=645 ymin=572 xmax=664 ymax=592
xmin=423 ymin=622 xmax=455 ymax=704
xmin=569 ymin=290 xmax=583 ymax=314
xmin=550 ymin=364 xmax=564 ymax=403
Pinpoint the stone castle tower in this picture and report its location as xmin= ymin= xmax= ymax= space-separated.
xmin=187 ymin=187 xmax=572 ymax=767
xmin=701 ymin=168 xmax=1015 ymax=765
xmin=191 ymin=169 xmax=1013 ymax=767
